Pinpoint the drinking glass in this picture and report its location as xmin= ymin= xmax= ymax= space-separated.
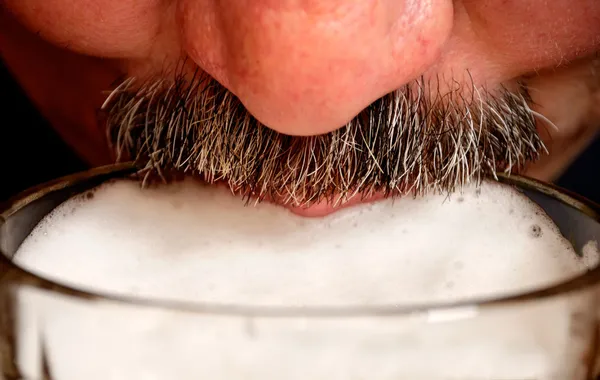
xmin=1 ymin=163 xmax=600 ymax=380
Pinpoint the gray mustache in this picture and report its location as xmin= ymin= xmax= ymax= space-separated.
xmin=101 ymin=69 xmax=547 ymax=207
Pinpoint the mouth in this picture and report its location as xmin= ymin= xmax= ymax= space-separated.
xmin=155 ymin=174 xmax=390 ymax=217
xmin=160 ymin=172 xmax=478 ymax=219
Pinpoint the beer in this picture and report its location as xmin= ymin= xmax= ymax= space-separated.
xmin=10 ymin=178 xmax=600 ymax=379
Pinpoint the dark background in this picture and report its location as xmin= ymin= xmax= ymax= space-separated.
xmin=1 ymin=58 xmax=599 ymax=204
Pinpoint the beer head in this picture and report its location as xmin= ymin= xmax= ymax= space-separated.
xmin=5 ymin=174 xmax=600 ymax=380
xmin=13 ymin=177 xmax=599 ymax=307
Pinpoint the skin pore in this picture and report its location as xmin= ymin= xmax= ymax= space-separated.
xmin=0 ymin=0 xmax=600 ymax=212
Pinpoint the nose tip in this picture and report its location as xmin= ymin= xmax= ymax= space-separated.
xmin=181 ymin=0 xmax=453 ymax=136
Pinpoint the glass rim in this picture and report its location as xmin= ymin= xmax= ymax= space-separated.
xmin=2 ymin=162 xmax=600 ymax=318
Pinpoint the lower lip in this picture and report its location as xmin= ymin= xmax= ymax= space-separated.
xmin=205 ymin=179 xmax=388 ymax=217
xmin=284 ymin=192 xmax=388 ymax=217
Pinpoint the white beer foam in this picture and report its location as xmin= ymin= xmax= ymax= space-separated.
xmin=10 ymin=179 xmax=600 ymax=380
xmin=14 ymin=178 xmax=595 ymax=306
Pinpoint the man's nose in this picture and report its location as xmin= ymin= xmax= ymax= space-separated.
xmin=180 ymin=0 xmax=453 ymax=136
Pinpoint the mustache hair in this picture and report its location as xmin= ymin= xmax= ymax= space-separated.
xmin=100 ymin=69 xmax=547 ymax=207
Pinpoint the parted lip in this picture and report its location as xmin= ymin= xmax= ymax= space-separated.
xmin=1 ymin=162 xmax=600 ymax=317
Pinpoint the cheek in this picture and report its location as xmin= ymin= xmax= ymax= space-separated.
xmin=465 ymin=0 xmax=600 ymax=73
xmin=2 ymin=0 xmax=167 ymax=58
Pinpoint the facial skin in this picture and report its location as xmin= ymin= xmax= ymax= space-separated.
xmin=0 ymin=1 xmax=599 ymax=212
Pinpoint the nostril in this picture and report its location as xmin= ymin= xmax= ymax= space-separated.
xmin=180 ymin=0 xmax=454 ymax=136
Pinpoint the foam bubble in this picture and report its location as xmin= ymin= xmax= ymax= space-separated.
xmin=13 ymin=178 xmax=592 ymax=306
